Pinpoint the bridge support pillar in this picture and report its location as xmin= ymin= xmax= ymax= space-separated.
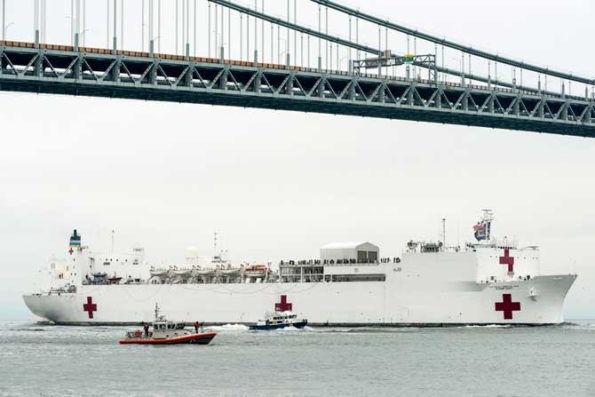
xmin=286 ymin=74 xmax=294 ymax=96
xmin=73 ymin=55 xmax=82 ymax=81
xmin=185 ymin=63 xmax=193 ymax=88
xmin=378 ymin=84 xmax=386 ymax=104
xmin=435 ymin=87 xmax=442 ymax=109
xmin=149 ymin=61 xmax=158 ymax=86
xmin=111 ymin=58 xmax=120 ymax=83
xmin=254 ymin=71 xmax=261 ymax=94
xmin=34 ymin=49 xmax=43 ymax=78
xmin=220 ymin=67 xmax=228 ymax=90
xmin=318 ymin=77 xmax=325 ymax=99
xmin=562 ymin=102 xmax=569 ymax=121
xmin=407 ymin=84 xmax=414 ymax=106
xmin=349 ymin=79 xmax=356 ymax=101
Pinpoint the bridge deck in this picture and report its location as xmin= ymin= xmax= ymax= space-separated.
xmin=1 ymin=41 xmax=593 ymax=138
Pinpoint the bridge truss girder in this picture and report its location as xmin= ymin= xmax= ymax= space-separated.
xmin=0 ymin=44 xmax=593 ymax=137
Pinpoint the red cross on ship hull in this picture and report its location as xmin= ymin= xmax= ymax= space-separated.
xmin=499 ymin=248 xmax=515 ymax=274
xmin=495 ymin=293 xmax=521 ymax=320
xmin=83 ymin=296 xmax=97 ymax=319
xmin=275 ymin=295 xmax=293 ymax=312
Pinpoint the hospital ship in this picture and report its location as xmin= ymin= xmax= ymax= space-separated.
xmin=23 ymin=211 xmax=577 ymax=326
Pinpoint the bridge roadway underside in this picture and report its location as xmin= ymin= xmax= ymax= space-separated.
xmin=0 ymin=43 xmax=594 ymax=138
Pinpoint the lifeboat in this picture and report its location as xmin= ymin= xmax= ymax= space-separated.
xmin=108 ymin=276 xmax=123 ymax=284
xmin=150 ymin=268 xmax=169 ymax=277
xmin=173 ymin=268 xmax=192 ymax=277
xmin=244 ymin=264 xmax=268 ymax=278
xmin=119 ymin=304 xmax=216 ymax=345
xmin=221 ymin=268 xmax=241 ymax=276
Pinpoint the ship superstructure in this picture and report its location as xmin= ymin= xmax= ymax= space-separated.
xmin=23 ymin=211 xmax=577 ymax=326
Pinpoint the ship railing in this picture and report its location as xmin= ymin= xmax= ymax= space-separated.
xmin=279 ymin=258 xmax=400 ymax=267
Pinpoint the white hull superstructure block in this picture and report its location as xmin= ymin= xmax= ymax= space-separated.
xmin=23 ymin=214 xmax=577 ymax=326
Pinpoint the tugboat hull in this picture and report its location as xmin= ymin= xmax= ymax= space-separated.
xmin=249 ymin=320 xmax=308 ymax=331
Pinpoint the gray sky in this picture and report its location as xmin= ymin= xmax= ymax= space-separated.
xmin=1 ymin=0 xmax=594 ymax=320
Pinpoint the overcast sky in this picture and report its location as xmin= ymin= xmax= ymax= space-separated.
xmin=1 ymin=0 xmax=594 ymax=320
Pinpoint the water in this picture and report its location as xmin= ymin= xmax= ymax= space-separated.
xmin=1 ymin=321 xmax=595 ymax=397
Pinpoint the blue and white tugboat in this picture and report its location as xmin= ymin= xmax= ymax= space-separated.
xmin=249 ymin=311 xmax=308 ymax=331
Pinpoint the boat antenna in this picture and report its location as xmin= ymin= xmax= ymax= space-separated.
xmin=442 ymin=218 xmax=446 ymax=248
xmin=111 ymin=229 xmax=115 ymax=254
xmin=154 ymin=302 xmax=160 ymax=320
xmin=214 ymin=232 xmax=218 ymax=254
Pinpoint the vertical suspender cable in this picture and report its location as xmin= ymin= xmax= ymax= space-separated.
xmin=181 ymin=0 xmax=185 ymax=52
xmin=355 ymin=17 xmax=359 ymax=61
xmin=113 ymin=0 xmax=117 ymax=51
xmin=34 ymin=0 xmax=39 ymax=41
xmin=293 ymin=0 xmax=296 ymax=62
xmin=121 ymin=0 xmax=124 ymax=49
xmin=175 ymin=0 xmax=179 ymax=54
xmin=194 ymin=0 xmax=198 ymax=56
xmin=2 ymin=0 xmax=5 ymax=41
xmin=229 ymin=7 xmax=232 ymax=59
xmin=317 ymin=5 xmax=321 ymax=69
xmin=348 ymin=16 xmax=351 ymax=66
xmin=141 ymin=0 xmax=145 ymax=51
xmin=324 ymin=7 xmax=329 ymax=69
xmin=106 ymin=0 xmax=109 ymax=49
xmin=158 ymin=0 xmax=161 ymax=52
xmin=254 ymin=0 xmax=257 ymax=61
xmin=261 ymin=0 xmax=264 ymax=62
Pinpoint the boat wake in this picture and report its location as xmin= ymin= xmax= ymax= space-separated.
xmin=207 ymin=324 xmax=250 ymax=332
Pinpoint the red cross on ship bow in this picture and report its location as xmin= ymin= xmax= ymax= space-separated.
xmin=83 ymin=296 xmax=97 ymax=319
xmin=495 ymin=294 xmax=521 ymax=320
xmin=499 ymin=248 xmax=515 ymax=274
xmin=275 ymin=295 xmax=293 ymax=312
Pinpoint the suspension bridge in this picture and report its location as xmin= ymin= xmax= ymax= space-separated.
xmin=0 ymin=0 xmax=593 ymax=137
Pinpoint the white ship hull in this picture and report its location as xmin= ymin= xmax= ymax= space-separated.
xmin=23 ymin=270 xmax=576 ymax=326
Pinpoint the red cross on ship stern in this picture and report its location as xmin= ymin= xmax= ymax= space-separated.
xmin=499 ymin=248 xmax=515 ymax=274
xmin=83 ymin=296 xmax=97 ymax=319
xmin=275 ymin=295 xmax=293 ymax=312
xmin=495 ymin=294 xmax=521 ymax=320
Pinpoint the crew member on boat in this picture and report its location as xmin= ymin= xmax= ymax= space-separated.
xmin=143 ymin=322 xmax=149 ymax=337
